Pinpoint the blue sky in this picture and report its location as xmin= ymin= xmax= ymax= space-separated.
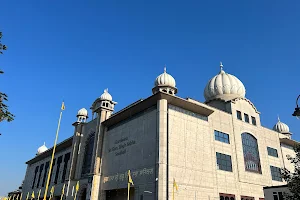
xmin=1 ymin=0 xmax=300 ymax=195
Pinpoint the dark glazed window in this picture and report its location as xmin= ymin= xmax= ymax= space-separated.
xmin=241 ymin=133 xmax=261 ymax=173
xmin=251 ymin=116 xmax=256 ymax=125
xmin=42 ymin=161 xmax=49 ymax=187
xmin=82 ymin=132 xmax=95 ymax=176
xmin=214 ymin=130 xmax=230 ymax=144
xmin=270 ymin=166 xmax=282 ymax=181
xmin=54 ymin=156 xmax=63 ymax=184
xmin=32 ymin=166 xmax=39 ymax=189
xmin=49 ymin=158 xmax=56 ymax=184
xmin=61 ymin=153 xmax=71 ymax=182
xmin=36 ymin=164 xmax=44 ymax=188
xmin=219 ymin=193 xmax=235 ymax=200
xmin=267 ymin=147 xmax=278 ymax=157
xmin=244 ymin=113 xmax=249 ymax=123
xmin=241 ymin=196 xmax=254 ymax=200
xmin=216 ymin=152 xmax=232 ymax=172
xmin=237 ymin=110 xmax=242 ymax=120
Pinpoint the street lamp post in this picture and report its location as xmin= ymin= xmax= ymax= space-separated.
xmin=292 ymin=95 xmax=300 ymax=118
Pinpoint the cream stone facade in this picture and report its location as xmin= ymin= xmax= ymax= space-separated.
xmin=21 ymin=65 xmax=298 ymax=200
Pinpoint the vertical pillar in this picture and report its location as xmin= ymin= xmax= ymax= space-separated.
xmin=157 ymin=99 xmax=168 ymax=200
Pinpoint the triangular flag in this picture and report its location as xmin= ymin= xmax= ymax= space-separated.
xmin=50 ymin=186 xmax=55 ymax=195
xmin=128 ymin=170 xmax=134 ymax=185
xmin=173 ymin=178 xmax=178 ymax=191
xmin=75 ymin=181 xmax=79 ymax=191
xmin=62 ymin=183 xmax=66 ymax=195
xmin=37 ymin=189 xmax=41 ymax=199
xmin=26 ymin=192 xmax=29 ymax=200
xmin=31 ymin=191 xmax=35 ymax=199
xmin=61 ymin=101 xmax=65 ymax=111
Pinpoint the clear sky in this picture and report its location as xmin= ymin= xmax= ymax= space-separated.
xmin=1 ymin=0 xmax=300 ymax=196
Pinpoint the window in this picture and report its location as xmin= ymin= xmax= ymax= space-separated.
xmin=273 ymin=192 xmax=284 ymax=200
xmin=49 ymin=159 xmax=56 ymax=184
xmin=267 ymin=147 xmax=278 ymax=157
xmin=244 ymin=113 xmax=249 ymax=123
xmin=54 ymin=156 xmax=63 ymax=184
xmin=32 ymin=166 xmax=39 ymax=189
xmin=241 ymin=133 xmax=261 ymax=173
xmin=61 ymin=153 xmax=71 ymax=182
xmin=42 ymin=162 xmax=49 ymax=187
xmin=216 ymin=152 xmax=232 ymax=172
xmin=251 ymin=116 xmax=256 ymax=125
xmin=219 ymin=193 xmax=235 ymax=200
xmin=241 ymin=196 xmax=254 ymax=200
xmin=36 ymin=164 xmax=44 ymax=188
xmin=237 ymin=111 xmax=242 ymax=120
xmin=214 ymin=130 xmax=230 ymax=144
xmin=82 ymin=132 xmax=95 ymax=176
xmin=270 ymin=166 xmax=282 ymax=182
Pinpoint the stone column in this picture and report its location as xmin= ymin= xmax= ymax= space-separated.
xmin=157 ymin=99 xmax=168 ymax=200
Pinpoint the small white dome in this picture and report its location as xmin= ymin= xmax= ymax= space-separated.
xmin=37 ymin=142 xmax=48 ymax=155
xmin=77 ymin=108 xmax=88 ymax=117
xmin=154 ymin=67 xmax=176 ymax=88
xmin=100 ymin=89 xmax=112 ymax=101
xmin=273 ymin=117 xmax=290 ymax=133
xmin=204 ymin=62 xmax=246 ymax=102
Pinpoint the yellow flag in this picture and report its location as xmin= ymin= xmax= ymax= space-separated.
xmin=61 ymin=101 xmax=65 ymax=110
xmin=19 ymin=193 xmax=22 ymax=200
xmin=128 ymin=170 xmax=134 ymax=185
xmin=50 ymin=186 xmax=55 ymax=195
xmin=61 ymin=183 xmax=66 ymax=195
xmin=75 ymin=181 xmax=80 ymax=191
xmin=37 ymin=189 xmax=41 ymax=199
xmin=31 ymin=191 xmax=35 ymax=199
xmin=26 ymin=192 xmax=29 ymax=200
xmin=173 ymin=178 xmax=178 ymax=191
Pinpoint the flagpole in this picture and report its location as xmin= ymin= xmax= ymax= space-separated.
xmin=43 ymin=102 xmax=64 ymax=200
xmin=127 ymin=182 xmax=130 ymax=200
xmin=172 ymin=184 xmax=174 ymax=200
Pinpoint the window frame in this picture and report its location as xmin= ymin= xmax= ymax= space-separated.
xmin=270 ymin=166 xmax=282 ymax=182
xmin=267 ymin=147 xmax=278 ymax=158
xmin=251 ymin=116 xmax=257 ymax=125
xmin=241 ymin=133 xmax=262 ymax=173
xmin=214 ymin=130 xmax=230 ymax=144
xmin=244 ymin=113 xmax=249 ymax=123
xmin=81 ymin=132 xmax=95 ymax=176
xmin=236 ymin=110 xmax=242 ymax=120
xmin=216 ymin=152 xmax=233 ymax=172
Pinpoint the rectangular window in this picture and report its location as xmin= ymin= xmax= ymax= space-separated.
xmin=244 ymin=113 xmax=249 ymax=123
xmin=216 ymin=152 xmax=232 ymax=172
xmin=270 ymin=166 xmax=282 ymax=182
xmin=61 ymin=153 xmax=71 ymax=183
xmin=32 ymin=166 xmax=39 ymax=189
xmin=42 ymin=161 xmax=49 ymax=187
xmin=237 ymin=110 xmax=242 ymax=120
xmin=214 ymin=130 xmax=230 ymax=144
xmin=251 ymin=116 xmax=256 ymax=125
xmin=273 ymin=192 xmax=284 ymax=200
xmin=54 ymin=156 xmax=63 ymax=184
xmin=36 ymin=164 xmax=44 ymax=188
xmin=219 ymin=193 xmax=235 ymax=200
xmin=49 ymin=159 xmax=56 ymax=184
xmin=267 ymin=147 xmax=278 ymax=157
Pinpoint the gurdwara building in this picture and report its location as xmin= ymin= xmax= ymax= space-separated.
xmin=21 ymin=63 xmax=298 ymax=200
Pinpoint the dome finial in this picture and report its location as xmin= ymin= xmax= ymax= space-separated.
xmin=104 ymin=88 xmax=108 ymax=93
xmin=278 ymin=115 xmax=280 ymax=122
xmin=44 ymin=142 xmax=45 ymax=146
xmin=220 ymin=62 xmax=223 ymax=71
xmin=164 ymin=64 xmax=167 ymax=73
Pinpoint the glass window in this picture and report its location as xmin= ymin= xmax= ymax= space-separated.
xmin=61 ymin=153 xmax=71 ymax=182
xmin=54 ymin=156 xmax=63 ymax=184
xmin=36 ymin=164 xmax=44 ymax=188
xmin=32 ymin=166 xmax=39 ymax=189
xmin=241 ymin=133 xmax=261 ymax=173
xmin=82 ymin=132 xmax=95 ymax=176
xmin=241 ymin=196 xmax=254 ymax=200
xmin=237 ymin=111 xmax=242 ymax=120
xmin=214 ymin=130 xmax=230 ymax=144
xmin=42 ymin=161 xmax=49 ymax=187
xmin=49 ymin=158 xmax=56 ymax=184
xmin=219 ymin=194 xmax=235 ymax=200
xmin=270 ymin=166 xmax=282 ymax=182
xmin=251 ymin=116 xmax=256 ymax=125
xmin=244 ymin=114 xmax=249 ymax=123
xmin=216 ymin=152 xmax=232 ymax=172
xmin=267 ymin=147 xmax=278 ymax=157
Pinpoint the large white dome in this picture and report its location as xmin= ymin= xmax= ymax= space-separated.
xmin=100 ymin=89 xmax=112 ymax=101
xmin=273 ymin=117 xmax=290 ymax=133
xmin=37 ymin=143 xmax=48 ymax=155
xmin=204 ymin=62 xmax=246 ymax=102
xmin=77 ymin=108 xmax=88 ymax=117
xmin=154 ymin=67 xmax=176 ymax=88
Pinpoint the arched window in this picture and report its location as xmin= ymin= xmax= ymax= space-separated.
xmin=81 ymin=132 xmax=95 ymax=176
xmin=241 ymin=133 xmax=261 ymax=173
